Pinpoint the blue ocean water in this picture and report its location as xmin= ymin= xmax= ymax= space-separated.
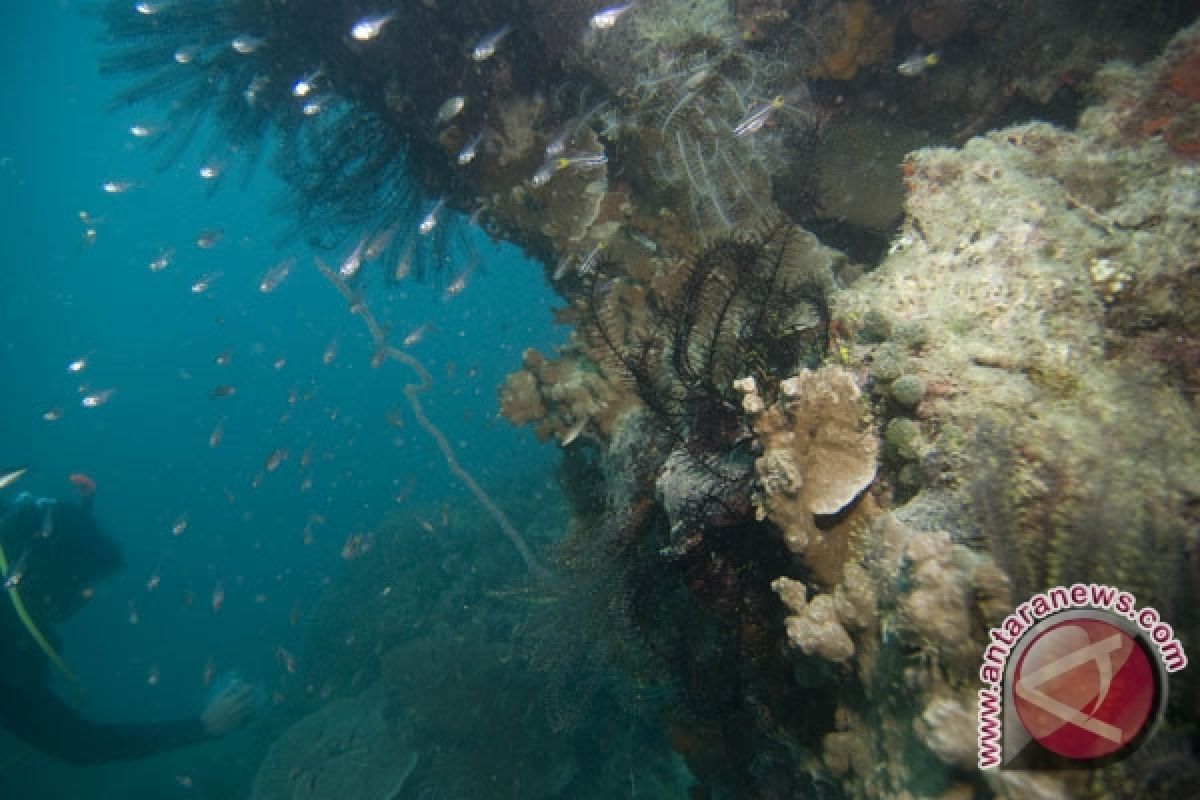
xmin=0 ymin=3 xmax=563 ymax=796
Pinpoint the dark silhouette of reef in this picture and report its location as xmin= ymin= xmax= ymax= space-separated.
xmin=551 ymin=222 xmax=851 ymax=795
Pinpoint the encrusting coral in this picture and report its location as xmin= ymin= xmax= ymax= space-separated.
xmin=805 ymin=23 xmax=1200 ymax=799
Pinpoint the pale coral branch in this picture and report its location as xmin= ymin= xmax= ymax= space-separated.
xmin=314 ymin=259 xmax=549 ymax=579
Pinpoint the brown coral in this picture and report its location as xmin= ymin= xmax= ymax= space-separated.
xmin=498 ymin=342 xmax=636 ymax=444
xmin=773 ymin=560 xmax=876 ymax=664
xmin=807 ymin=0 xmax=895 ymax=81
xmin=738 ymin=367 xmax=879 ymax=556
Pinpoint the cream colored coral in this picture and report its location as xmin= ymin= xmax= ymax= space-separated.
xmin=772 ymin=569 xmax=873 ymax=664
xmin=785 ymin=593 xmax=855 ymax=663
xmin=896 ymin=530 xmax=974 ymax=658
xmin=737 ymin=366 xmax=878 ymax=554
xmin=916 ymin=692 xmax=977 ymax=769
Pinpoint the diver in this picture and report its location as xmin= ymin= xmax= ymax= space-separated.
xmin=0 ymin=480 xmax=256 ymax=764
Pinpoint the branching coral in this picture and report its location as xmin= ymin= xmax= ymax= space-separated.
xmin=498 ymin=340 xmax=636 ymax=445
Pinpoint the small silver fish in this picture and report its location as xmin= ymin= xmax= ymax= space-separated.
xmin=301 ymin=95 xmax=331 ymax=116
xmin=897 ymin=50 xmax=939 ymax=78
xmin=292 ymin=70 xmax=322 ymax=98
xmin=732 ymin=95 xmax=784 ymax=137
xmin=101 ymin=180 xmax=136 ymax=194
xmin=338 ymin=237 xmax=366 ymax=279
xmin=393 ymin=237 xmax=417 ymax=281
xmin=402 ymin=323 xmax=430 ymax=348
xmin=209 ymin=416 xmax=226 ymax=448
xmin=544 ymin=124 xmax=571 ymax=158
xmin=590 ymin=3 xmax=634 ymax=30
xmin=556 ymin=152 xmax=608 ymax=171
xmin=0 ymin=467 xmax=28 ymax=490
xmin=418 ymin=198 xmax=445 ymax=235
xmin=191 ymin=271 xmax=222 ymax=294
xmin=259 ymin=256 xmax=295 ymax=293
xmin=351 ymin=12 xmax=396 ymax=42
xmin=264 ymin=447 xmax=288 ymax=473
xmin=198 ymin=161 xmax=223 ymax=180
xmin=457 ymin=130 xmax=485 ymax=165
xmin=231 ymin=34 xmax=265 ymax=54
xmin=2 ymin=548 xmax=29 ymax=589
xmin=173 ymin=45 xmax=201 ymax=64
xmin=81 ymin=388 xmax=116 ymax=408
xmin=443 ymin=271 xmax=470 ymax=299
xmin=195 ymin=228 xmax=223 ymax=249
xmin=148 ymin=247 xmax=174 ymax=272
xmin=471 ymin=24 xmax=512 ymax=61
xmin=242 ymin=75 xmax=269 ymax=105
xmin=364 ymin=222 xmax=401 ymax=260
xmin=528 ymin=159 xmax=557 ymax=188
xmin=436 ymin=95 xmax=466 ymax=126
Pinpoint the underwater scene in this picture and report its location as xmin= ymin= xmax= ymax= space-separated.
xmin=3 ymin=0 xmax=1200 ymax=798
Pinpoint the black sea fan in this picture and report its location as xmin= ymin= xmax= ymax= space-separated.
xmin=583 ymin=219 xmax=834 ymax=443
xmin=581 ymin=221 xmax=834 ymax=547
xmin=93 ymin=0 xmax=558 ymax=279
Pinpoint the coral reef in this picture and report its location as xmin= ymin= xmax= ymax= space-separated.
xmin=498 ymin=21 xmax=1200 ymax=799
xmin=96 ymin=3 xmax=1200 ymax=797
xmin=812 ymin=26 xmax=1200 ymax=797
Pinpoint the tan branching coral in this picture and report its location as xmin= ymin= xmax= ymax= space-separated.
xmin=499 ymin=340 xmax=637 ymax=444
xmin=737 ymin=367 xmax=879 ymax=556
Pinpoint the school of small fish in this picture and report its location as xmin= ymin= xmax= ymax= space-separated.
xmin=3 ymin=0 xmax=823 ymax=704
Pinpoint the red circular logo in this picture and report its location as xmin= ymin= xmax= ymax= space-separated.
xmin=1012 ymin=617 xmax=1156 ymax=760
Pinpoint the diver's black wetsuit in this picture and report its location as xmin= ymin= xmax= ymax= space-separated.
xmin=0 ymin=499 xmax=210 ymax=764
